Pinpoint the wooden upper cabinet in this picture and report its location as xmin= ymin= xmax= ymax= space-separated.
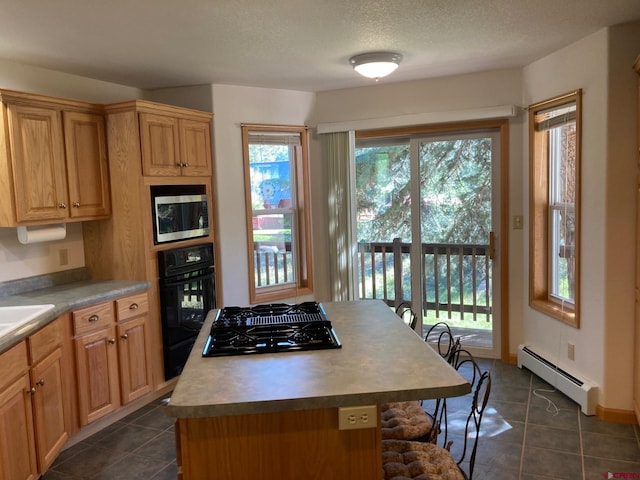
xmin=63 ymin=111 xmax=111 ymax=218
xmin=140 ymin=111 xmax=212 ymax=177
xmin=6 ymin=103 xmax=68 ymax=224
xmin=179 ymin=118 xmax=213 ymax=176
xmin=0 ymin=89 xmax=111 ymax=226
xmin=106 ymin=99 xmax=213 ymax=178
xmin=139 ymin=112 xmax=181 ymax=176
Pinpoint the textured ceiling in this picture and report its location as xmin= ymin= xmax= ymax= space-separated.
xmin=0 ymin=0 xmax=639 ymax=92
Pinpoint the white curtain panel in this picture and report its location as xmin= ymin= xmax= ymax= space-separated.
xmin=323 ymin=131 xmax=357 ymax=301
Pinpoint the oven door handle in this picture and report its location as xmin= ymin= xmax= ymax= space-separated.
xmin=160 ymin=271 xmax=214 ymax=288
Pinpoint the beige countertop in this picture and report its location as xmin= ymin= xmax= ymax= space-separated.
xmin=0 ymin=278 xmax=150 ymax=353
xmin=166 ymin=299 xmax=471 ymax=418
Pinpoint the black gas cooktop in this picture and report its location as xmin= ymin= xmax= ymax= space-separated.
xmin=202 ymin=302 xmax=342 ymax=357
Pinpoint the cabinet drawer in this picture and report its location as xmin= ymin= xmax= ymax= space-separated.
xmin=0 ymin=341 xmax=28 ymax=390
xmin=28 ymin=318 xmax=62 ymax=364
xmin=73 ymin=302 xmax=114 ymax=335
xmin=116 ymin=292 xmax=148 ymax=322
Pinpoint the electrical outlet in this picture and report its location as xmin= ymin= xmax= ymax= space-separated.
xmin=567 ymin=343 xmax=575 ymax=360
xmin=338 ymin=405 xmax=377 ymax=430
xmin=59 ymin=248 xmax=69 ymax=266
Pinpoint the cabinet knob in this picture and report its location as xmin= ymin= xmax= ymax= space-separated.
xmin=58 ymin=202 xmax=67 ymax=209
xmin=26 ymin=387 xmax=36 ymax=395
xmin=36 ymin=379 xmax=45 ymax=387
xmin=176 ymin=162 xmax=183 ymax=167
xmin=129 ymin=303 xmax=139 ymax=310
xmin=88 ymin=314 xmax=99 ymax=323
xmin=121 ymin=333 xmax=129 ymax=340
xmin=108 ymin=338 xmax=116 ymax=345
xmin=73 ymin=201 xmax=80 ymax=208
xmin=183 ymin=163 xmax=189 ymax=168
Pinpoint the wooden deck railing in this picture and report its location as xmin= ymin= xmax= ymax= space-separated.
xmin=357 ymin=238 xmax=492 ymax=323
xmin=253 ymin=238 xmax=492 ymax=325
xmin=253 ymin=242 xmax=293 ymax=287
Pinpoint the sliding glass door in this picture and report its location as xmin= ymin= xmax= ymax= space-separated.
xmin=355 ymin=125 xmax=503 ymax=357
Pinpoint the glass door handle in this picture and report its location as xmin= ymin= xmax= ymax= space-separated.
xmin=489 ymin=231 xmax=495 ymax=260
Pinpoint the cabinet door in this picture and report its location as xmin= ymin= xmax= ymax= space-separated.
xmin=636 ymin=174 xmax=640 ymax=425
xmin=63 ymin=111 xmax=111 ymax=219
xmin=30 ymin=347 xmax=68 ymax=473
xmin=179 ymin=118 xmax=212 ymax=176
xmin=75 ymin=326 xmax=120 ymax=426
xmin=139 ymin=112 xmax=181 ymax=176
xmin=117 ymin=315 xmax=153 ymax=404
xmin=0 ymin=374 xmax=38 ymax=480
xmin=6 ymin=104 xmax=68 ymax=223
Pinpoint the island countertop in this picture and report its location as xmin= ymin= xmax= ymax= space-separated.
xmin=166 ymin=300 xmax=470 ymax=418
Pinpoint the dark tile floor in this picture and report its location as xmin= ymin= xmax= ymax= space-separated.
xmin=42 ymin=359 xmax=640 ymax=480
xmin=42 ymin=396 xmax=177 ymax=480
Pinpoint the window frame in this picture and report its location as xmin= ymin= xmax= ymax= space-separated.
xmin=528 ymin=90 xmax=582 ymax=327
xmin=241 ymin=123 xmax=313 ymax=303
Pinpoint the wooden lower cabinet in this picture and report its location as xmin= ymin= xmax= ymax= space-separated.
xmin=176 ymin=408 xmax=382 ymax=480
xmin=0 ymin=372 xmax=38 ymax=480
xmin=30 ymin=347 xmax=68 ymax=472
xmin=0 ymin=320 xmax=71 ymax=480
xmin=117 ymin=315 xmax=153 ymax=404
xmin=74 ymin=291 xmax=152 ymax=426
xmin=75 ymin=325 xmax=121 ymax=426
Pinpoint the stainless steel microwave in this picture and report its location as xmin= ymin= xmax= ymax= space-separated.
xmin=151 ymin=185 xmax=210 ymax=244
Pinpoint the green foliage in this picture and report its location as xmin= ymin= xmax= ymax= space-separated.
xmin=355 ymin=137 xmax=492 ymax=244
xmin=355 ymin=136 xmax=494 ymax=326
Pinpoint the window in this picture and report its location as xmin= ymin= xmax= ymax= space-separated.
xmin=241 ymin=124 xmax=313 ymax=303
xmin=529 ymin=90 xmax=581 ymax=327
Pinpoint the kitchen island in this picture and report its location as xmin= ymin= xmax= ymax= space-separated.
xmin=166 ymin=300 xmax=470 ymax=480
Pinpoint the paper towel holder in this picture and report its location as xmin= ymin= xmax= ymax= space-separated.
xmin=17 ymin=223 xmax=67 ymax=244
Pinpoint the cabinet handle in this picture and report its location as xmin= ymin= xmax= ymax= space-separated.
xmin=121 ymin=333 xmax=129 ymax=340
xmin=58 ymin=202 xmax=67 ymax=209
xmin=26 ymin=387 xmax=36 ymax=395
xmin=88 ymin=314 xmax=99 ymax=323
xmin=108 ymin=338 xmax=116 ymax=345
xmin=129 ymin=303 xmax=139 ymax=310
xmin=36 ymin=379 xmax=45 ymax=387
xmin=73 ymin=201 xmax=80 ymax=208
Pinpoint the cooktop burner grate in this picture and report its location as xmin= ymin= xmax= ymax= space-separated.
xmin=202 ymin=302 xmax=341 ymax=357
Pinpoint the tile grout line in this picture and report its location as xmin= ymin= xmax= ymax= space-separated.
xmin=517 ymin=370 xmax=533 ymax=479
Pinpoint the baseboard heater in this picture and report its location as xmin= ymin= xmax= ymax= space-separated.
xmin=517 ymin=344 xmax=597 ymax=415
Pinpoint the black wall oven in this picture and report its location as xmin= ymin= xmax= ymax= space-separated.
xmin=158 ymin=242 xmax=215 ymax=380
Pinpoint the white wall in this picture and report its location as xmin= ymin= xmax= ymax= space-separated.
xmin=522 ymin=28 xmax=609 ymax=405
xmin=210 ymin=85 xmax=316 ymax=305
xmin=522 ymin=23 xmax=640 ymax=411
xmin=0 ymin=58 xmax=144 ymax=104
xmin=0 ymin=59 xmax=145 ymax=283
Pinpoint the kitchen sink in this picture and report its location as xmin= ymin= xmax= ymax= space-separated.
xmin=0 ymin=304 xmax=55 ymax=336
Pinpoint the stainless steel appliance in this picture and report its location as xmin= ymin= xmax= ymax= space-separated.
xmin=202 ymin=302 xmax=341 ymax=357
xmin=151 ymin=184 xmax=209 ymax=244
xmin=158 ymin=242 xmax=215 ymax=379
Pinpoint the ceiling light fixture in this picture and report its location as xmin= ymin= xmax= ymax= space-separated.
xmin=349 ymin=52 xmax=402 ymax=81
